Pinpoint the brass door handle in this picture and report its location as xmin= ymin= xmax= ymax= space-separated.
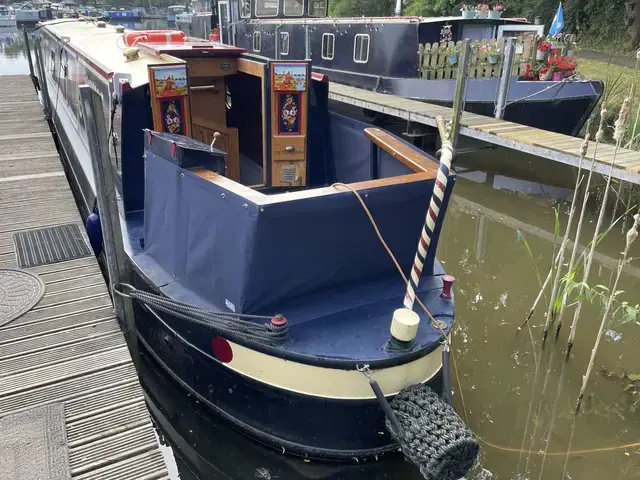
xmin=284 ymin=145 xmax=295 ymax=152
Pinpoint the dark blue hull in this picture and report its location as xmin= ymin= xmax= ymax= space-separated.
xmin=130 ymin=265 xmax=445 ymax=460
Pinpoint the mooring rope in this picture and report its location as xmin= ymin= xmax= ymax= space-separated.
xmin=114 ymin=284 xmax=288 ymax=346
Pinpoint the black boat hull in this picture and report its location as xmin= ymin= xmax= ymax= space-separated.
xmin=130 ymin=266 xmax=445 ymax=461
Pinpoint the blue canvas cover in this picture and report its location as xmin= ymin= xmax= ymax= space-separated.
xmin=142 ymin=158 xmax=453 ymax=314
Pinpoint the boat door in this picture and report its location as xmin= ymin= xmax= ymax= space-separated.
xmin=218 ymin=0 xmax=231 ymax=44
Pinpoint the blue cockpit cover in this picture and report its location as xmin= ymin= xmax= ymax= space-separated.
xmin=142 ymin=115 xmax=453 ymax=314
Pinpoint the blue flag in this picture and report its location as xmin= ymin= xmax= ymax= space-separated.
xmin=549 ymin=3 xmax=564 ymax=35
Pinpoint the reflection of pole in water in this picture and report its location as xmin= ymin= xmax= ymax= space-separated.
xmin=474 ymin=214 xmax=488 ymax=263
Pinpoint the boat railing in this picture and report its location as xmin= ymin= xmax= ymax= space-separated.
xmin=418 ymin=35 xmax=577 ymax=81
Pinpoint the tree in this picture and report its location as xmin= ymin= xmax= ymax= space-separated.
xmin=329 ymin=0 xmax=395 ymax=17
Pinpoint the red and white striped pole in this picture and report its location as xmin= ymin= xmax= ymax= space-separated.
xmin=403 ymin=127 xmax=453 ymax=311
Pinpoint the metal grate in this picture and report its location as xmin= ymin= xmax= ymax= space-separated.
xmin=280 ymin=164 xmax=298 ymax=184
xmin=13 ymin=223 xmax=92 ymax=268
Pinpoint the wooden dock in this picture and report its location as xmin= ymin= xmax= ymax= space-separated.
xmin=328 ymin=83 xmax=640 ymax=185
xmin=0 ymin=75 xmax=170 ymax=479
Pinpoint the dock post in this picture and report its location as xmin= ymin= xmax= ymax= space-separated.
xmin=79 ymin=85 xmax=140 ymax=368
xmin=495 ymin=37 xmax=515 ymax=120
xmin=22 ymin=27 xmax=37 ymax=91
xmin=450 ymin=39 xmax=472 ymax=149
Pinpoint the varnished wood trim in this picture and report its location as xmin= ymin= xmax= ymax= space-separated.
xmin=189 ymin=168 xmax=265 ymax=201
xmin=259 ymin=172 xmax=435 ymax=205
xmin=189 ymin=168 xmax=435 ymax=207
xmin=237 ymin=58 xmax=265 ymax=78
xmin=364 ymin=128 xmax=438 ymax=177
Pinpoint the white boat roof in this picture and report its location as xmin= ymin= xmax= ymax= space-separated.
xmin=40 ymin=19 xmax=182 ymax=88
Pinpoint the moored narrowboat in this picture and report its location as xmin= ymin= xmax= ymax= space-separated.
xmin=30 ymin=19 xmax=479 ymax=479
xmin=189 ymin=0 xmax=603 ymax=136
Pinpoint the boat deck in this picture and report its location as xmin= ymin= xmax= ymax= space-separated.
xmin=0 ymin=75 xmax=170 ymax=479
xmin=328 ymin=83 xmax=640 ymax=185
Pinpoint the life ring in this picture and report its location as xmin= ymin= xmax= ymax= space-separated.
xmin=123 ymin=30 xmax=187 ymax=47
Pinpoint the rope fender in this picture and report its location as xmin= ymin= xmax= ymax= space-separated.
xmin=115 ymin=284 xmax=289 ymax=346
xmin=386 ymin=383 xmax=479 ymax=480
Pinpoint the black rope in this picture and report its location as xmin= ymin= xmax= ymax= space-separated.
xmin=116 ymin=284 xmax=288 ymax=346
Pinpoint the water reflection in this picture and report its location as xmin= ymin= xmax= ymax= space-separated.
xmin=0 ymin=27 xmax=29 ymax=74
xmin=2 ymin=22 xmax=640 ymax=480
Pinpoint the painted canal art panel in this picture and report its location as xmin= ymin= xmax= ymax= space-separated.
xmin=152 ymin=65 xmax=188 ymax=98
xmin=161 ymin=98 xmax=184 ymax=135
xmin=278 ymin=93 xmax=300 ymax=134
xmin=273 ymin=63 xmax=307 ymax=92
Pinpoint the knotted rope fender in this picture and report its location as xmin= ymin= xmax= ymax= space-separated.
xmin=387 ymin=383 xmax=479 ymax=480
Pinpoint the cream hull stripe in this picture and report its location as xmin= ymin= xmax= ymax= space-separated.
xmin=224 ymin=341 xmax=443 ymax=400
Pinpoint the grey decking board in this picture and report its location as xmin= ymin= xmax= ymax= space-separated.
xmin=0 ymin=364 xmax=139 ymax=416
xmin=0 ymin=320 xmax=118 ymax=360
xmin=0 ymin=333 xmax=124 ymax=377
xmin=0 ymin=301 xmax=113 ymax=333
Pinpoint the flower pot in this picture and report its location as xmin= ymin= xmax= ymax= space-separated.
xmin=552 ymin=71 xmax=563 ymax=81
xmin=488 ymin=11 xmax=502 ymax=19
xmin=488 ymin=54 xmax=498 ymax=64
xmin=476 ymin=10 xmax=488 ymax=18
xmin=536 ymin=50 xmax=546 ymax=61
xmin=448 ymin=54 xmax=458 ymax=65
xmin=461 ymin=10 xmax=475 ymax=19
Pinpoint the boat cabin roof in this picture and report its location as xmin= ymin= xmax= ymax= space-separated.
xmin=245 ymin=15 xmax=529 ymax=25
xmin=41 ymin=19 xmax=181 ymax=87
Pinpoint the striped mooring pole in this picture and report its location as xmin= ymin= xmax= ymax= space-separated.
xmin=403 ymin=134 xmax=453 ymax=311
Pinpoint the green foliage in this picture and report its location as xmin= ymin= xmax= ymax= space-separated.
xmin=329 ymin=0 xmax=396 ymax=17
xmin=328 ymin=0 xmax=632 ymax=48
xmin=404 ymin=0 xmax=457 ymax=17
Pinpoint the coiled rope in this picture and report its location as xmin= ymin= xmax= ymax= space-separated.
xmin=114 ymin=284 xmax=288 ymax=346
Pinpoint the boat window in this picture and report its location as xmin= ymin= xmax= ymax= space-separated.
xmin=308 ymin=0 xmax=327 ymax=17
xmin=252 ymin=31 xmax=261 ymax=52
xmin=279 ymin=31 xmax=289 ymax=56
xmin=283 ymin=0 xmax=303 ymax=16
xmin=239 ymin=0 xmax=250 ymax=18
xmin=353 ymin=34 xmax=370 ymax=64
xmin=255 ymin=0 xmax=278 ymax=17
xmin=49 ymin=49 xmax=55 ymax=74
xmin=321 ymin=33 xmax=334 ymax=60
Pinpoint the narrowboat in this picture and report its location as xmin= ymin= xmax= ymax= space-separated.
xmin=14 ymin=3 xmax=52 ymax=25
xmin=185 ymin=0 xmax=603 ymax=137
xmin=107 ymin=7 xmax=142 ymax=21
xmin=0 ymin=5 xmax=16 ymax=27
xmin=29 ymin=18 xmax=479 ymax=479
xmin=176 ymin=0 xmax=213 ymax=39
xmin=167 ymin=4 xmax=186 ymax=24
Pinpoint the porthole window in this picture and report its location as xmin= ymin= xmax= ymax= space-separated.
xmin=321 ymin=33 xmax=334 ymax=60
xmin=353 ymin=34 xmax=370 ymax=64
xmin=280 ymin=32 xmax=289 ymax=56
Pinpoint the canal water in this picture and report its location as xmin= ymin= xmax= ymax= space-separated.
xmin=2 ymin=22 xmax=639 ymax=480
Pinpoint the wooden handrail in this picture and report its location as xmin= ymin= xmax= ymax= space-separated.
xmin=364 ymin=128 xmax=438 ymax=177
